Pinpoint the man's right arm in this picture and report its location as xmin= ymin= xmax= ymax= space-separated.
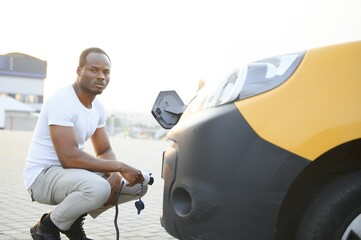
xmin=49 ymin=125 xmax=143 ymax=185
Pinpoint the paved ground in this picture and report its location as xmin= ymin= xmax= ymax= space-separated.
xmin=0 ymin=130 xmax=175 ymax=240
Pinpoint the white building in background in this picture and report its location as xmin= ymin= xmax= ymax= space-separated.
xmin=0 ymin=105 xmax=4 ymax=129
xmin=0 ymin=53 xmax=47 ymax=130
xmin=0 ymin=52 xmax=47 ymax=112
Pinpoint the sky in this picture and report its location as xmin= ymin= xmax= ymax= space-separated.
xmin=1 ymin=0 xmax=361 ymax=114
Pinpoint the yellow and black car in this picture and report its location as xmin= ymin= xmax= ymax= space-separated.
xmin=151 ymin=41 xmax=361 ymax=240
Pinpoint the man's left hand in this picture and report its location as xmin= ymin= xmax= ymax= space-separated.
xmin=104 ymin=172 xmax=122 ymax=207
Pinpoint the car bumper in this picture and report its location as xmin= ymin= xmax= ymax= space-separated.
xmin=160 ymin=104 xmax=310 ymax=240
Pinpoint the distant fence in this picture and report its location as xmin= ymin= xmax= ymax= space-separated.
xmin=1 ymin=112 xmax=166 ymax=140
xmin=4 ymin=112 xmax=37 ymax=131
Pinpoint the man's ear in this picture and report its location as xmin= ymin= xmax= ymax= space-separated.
xmin=76 ymin=66 xmax=82 ymax=75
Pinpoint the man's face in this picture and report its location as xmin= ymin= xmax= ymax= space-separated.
xmin=77 ymin=52 xmax=111 ymax=95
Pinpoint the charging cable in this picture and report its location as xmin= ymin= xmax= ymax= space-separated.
xmin=114 ymin=180 xmax=125 ymax=240
xmin=113 ymin=172 xmax=153 ymax=240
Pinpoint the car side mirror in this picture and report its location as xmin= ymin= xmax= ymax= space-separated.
xmin=151 ymin=90 xmax=187 ymax=129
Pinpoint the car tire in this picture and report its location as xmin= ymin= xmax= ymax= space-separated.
xmin=295 ymin=170 xmax=361 ymax=240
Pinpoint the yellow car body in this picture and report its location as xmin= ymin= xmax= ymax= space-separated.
xmin=237 ymin=41 xmax=361 ymax=160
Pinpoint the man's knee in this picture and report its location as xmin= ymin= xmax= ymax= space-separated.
xmin=84 ymin=177 xmax=111 ymax=205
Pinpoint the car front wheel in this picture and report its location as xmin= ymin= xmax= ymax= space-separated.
xmin=295 ymin=170 xmax=361 ymax=240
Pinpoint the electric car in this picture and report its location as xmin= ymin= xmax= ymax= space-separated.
xmin=151 ymin=41 xmax=361 ymax=240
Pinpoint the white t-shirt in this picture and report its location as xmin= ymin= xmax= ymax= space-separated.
xmin=24 ymin=85 xmax=107 ymax=190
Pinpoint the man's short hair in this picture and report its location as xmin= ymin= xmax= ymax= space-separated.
xmin=79 ymin=47 xmax=111 ymax=67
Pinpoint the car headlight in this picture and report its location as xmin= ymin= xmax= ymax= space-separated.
xmin=190 ymin=51 xmax=305 ymax=112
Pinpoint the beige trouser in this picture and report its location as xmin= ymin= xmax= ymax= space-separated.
xmin=28 ymin=165 xmax=147 ymax=231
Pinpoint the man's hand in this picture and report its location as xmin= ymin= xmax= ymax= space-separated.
xmin=104 ymin=173 xmax=122 ymax=207
xmin=103 ymin=167 xmax=145 ymax=206
xmin=120 ymin=164 xmax=145 ymax=187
